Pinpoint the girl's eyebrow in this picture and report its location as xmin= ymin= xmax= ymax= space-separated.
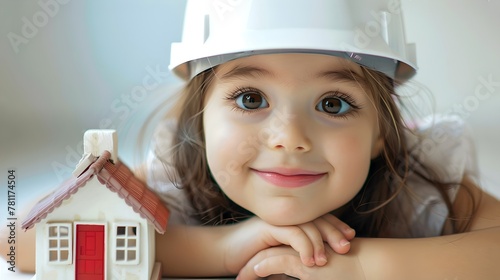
xmin=315 ymin=69 xmax=366 ymax=86
xmin=218 ymin=64 xmax=366 ymax=86
xmin=219 ymin=65 xmax=275 ymax=81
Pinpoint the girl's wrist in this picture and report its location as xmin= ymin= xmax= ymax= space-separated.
xmin=221 ymin=218 xmax=264 ymax=274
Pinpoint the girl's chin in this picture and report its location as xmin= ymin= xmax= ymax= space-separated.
xmin=256 ymin=213 xmax=317 ymax=226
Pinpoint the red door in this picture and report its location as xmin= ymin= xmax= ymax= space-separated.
xmin=75 ymin=224 xmax=104 ymax=280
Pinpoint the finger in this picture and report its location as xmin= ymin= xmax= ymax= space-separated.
xmin=267 ymin=275 xmax=298 ymax=280
xmin=237 ymin=251 xmax=266 ymax=280
xmin=237 ymin=247 xmax=291 ymax=280
xmin=297 ymin=223 xmax=327 ymax=266
xmin=322 ymin=214 xmax=356 ymax=240
xmin=265 ymin=225 xmax=315 ymax=266
xmin=314 ymin=217 xmax=351 ymax=255
xmin=254 ymin=254 xmax=304 ymax=279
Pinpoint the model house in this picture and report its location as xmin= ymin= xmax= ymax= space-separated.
xmin=22 ymin=130 xmax=169 ymax=280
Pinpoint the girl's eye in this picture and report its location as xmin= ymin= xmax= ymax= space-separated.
xmin=316 ymin=97 xmax=352 ymax=115
xmin=235 ymin=92 xmax=269 ymax=110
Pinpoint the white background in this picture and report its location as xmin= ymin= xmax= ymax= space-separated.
xmin=1 ymin=0 xmax=499 ymax=278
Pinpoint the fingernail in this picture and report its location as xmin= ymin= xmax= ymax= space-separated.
xmin=340 ymin=239 xmax=350 ymax=247
xmin=317 ymin=254 xmax=327 ymax=266
xmin=345 ymin=227 xmax=356 ymax=235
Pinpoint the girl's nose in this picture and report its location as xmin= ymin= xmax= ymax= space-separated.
xmin=267 ymin=120 xmax=312 ymax=153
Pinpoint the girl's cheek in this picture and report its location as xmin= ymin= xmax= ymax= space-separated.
xmin=206 ymin=134 xmax=253 ymax=188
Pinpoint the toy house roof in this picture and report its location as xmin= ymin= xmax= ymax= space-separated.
xmin=21 ymin=151 xmax=169 ymax=234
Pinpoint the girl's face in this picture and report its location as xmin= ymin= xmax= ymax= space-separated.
xmin=203 ymin=53 xmax=383 ymax=226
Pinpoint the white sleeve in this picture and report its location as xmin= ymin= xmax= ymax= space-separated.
xmin=412 ymin=114 xmax=478 ymax=185
xmin=145 ymin=120 xmax=200 ymax=226
xmin=398 ymin=115 xmax=478 ymax=237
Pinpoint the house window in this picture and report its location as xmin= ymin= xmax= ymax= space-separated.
xmin=113 ymin=223 xmax=139 ymax=265
xmin=47 ymin=223 xmax=72 ymax=264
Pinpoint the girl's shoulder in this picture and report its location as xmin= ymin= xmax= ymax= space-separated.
xmin=407 ymin=114 xmax=478 ymax=184
xmin=398 ymin=114 xmax=478 ymax=237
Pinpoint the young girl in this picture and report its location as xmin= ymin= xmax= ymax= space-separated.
xmin=146 ymin=0 xmax=500 ymax=279
xmin=4 ymin=0 xmax=500 ymax=279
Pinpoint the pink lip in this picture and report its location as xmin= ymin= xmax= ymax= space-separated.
xmin=252 ymin=168 xmax=326 ymax=188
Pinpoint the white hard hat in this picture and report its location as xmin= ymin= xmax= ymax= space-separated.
xmin=170 ymin=0 xmax=417 ymax=82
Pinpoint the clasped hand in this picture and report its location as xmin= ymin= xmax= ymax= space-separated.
xmin=224 ymin=214 xmax=356 ymax=279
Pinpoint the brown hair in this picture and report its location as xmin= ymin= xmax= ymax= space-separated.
xmin=330 ymin=68 xmax=478 ymax=237
xmin=158 ymin=65 xmax=477 ymax=236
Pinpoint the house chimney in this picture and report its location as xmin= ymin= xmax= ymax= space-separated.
xmin=72 ymin=129 xmax=118 ymax=177
xmin=83 ymin=129 xmax=118 ymax=163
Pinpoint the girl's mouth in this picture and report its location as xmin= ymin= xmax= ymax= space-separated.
xmin=251 ymin=168 xmax=327 ymax=188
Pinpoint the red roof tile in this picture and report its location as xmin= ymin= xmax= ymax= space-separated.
xmin=21 ymin=151 xmax=169 ymax=234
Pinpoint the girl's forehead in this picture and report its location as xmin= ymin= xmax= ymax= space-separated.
xmin=215 ymin=53 xmax=365 ymax=82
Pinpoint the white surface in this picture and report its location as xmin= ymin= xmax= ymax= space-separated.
xmin=0 ymin=263 xmax=233 ymax=280
xmin=0 ymin=264 xmax=233 ymax=280
xmin=0 ymin=261 xmax=33 ymax=280
xmin=1 ymin=1 xmax=499 ymax=278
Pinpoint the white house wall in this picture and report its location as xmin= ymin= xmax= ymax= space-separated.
xmin=147 ymin=225 xmax=156 ymax=279
xmin=34 ymin=177 xmax=155 ymax=280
